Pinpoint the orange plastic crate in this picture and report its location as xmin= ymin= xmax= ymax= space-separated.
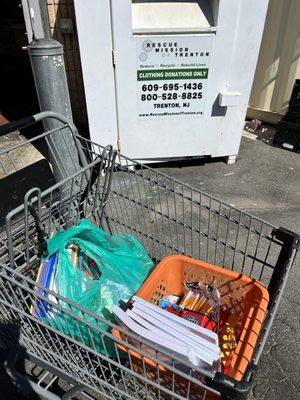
xmin=113 ymin=255 xmax=269 ymax=395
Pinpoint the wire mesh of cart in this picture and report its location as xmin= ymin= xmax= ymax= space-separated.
xmin=0 ymin=113 xmax=299 ymax=400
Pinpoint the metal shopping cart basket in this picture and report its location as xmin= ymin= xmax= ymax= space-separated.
xmin=0 ymin=112 xmax=298 ymax=400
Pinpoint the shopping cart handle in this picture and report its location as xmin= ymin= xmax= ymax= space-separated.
xmin=0 ymin=115 xmax=35 ymax=136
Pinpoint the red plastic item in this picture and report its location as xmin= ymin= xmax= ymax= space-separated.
xmin=165 ymin=306 xmax=181 ymax=316
xmin=181 ymin=310 xmax=217 ymax=331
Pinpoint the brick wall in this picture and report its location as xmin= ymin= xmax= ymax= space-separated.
xmin=47 ymin=0 xmax=88 ymax=131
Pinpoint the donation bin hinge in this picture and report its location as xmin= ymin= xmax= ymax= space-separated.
xmin=112 ymin=49 xmax=116 ymax=67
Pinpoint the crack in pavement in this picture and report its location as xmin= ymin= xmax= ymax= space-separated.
xmin=274 ymin=358 xmax=300 ymax=396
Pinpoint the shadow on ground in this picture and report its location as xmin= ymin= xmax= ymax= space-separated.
xmin=143 ymin=155 xmax=226 ymax=170
xmin=0 ymin=321 xmax=40 ymax=399
xmin=0 ymin=159 xmax=55 ymax=226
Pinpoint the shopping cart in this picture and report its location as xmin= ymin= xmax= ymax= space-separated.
xmin=0 ymin=112 xmax=298 ymax=400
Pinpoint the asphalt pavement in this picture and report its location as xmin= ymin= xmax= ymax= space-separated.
xmin=0 ymin=131 xmax=299 ymax=399
xmin=158 ymin=134 xmax=300 ymax=400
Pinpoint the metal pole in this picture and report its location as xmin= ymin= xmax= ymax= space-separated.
xmin=27 ymin=38 xmax=81 ymax=182
xmin=38 ymin=0 xmax=51 ymax=39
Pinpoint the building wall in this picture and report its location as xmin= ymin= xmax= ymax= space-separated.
xmin=47 ymin=0 xmax=88 ymax=130
xmin=248 ymin=0 xmax=300 ymax=124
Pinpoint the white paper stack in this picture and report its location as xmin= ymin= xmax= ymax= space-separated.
xmin=112 ymin=296 xmax=220 ymax=370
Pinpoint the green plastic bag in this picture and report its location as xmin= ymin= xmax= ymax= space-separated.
xmin=46 ymin=219 xmax=154 ymax=354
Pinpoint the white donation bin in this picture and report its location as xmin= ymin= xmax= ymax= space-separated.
xmin=74 ymin=0 xmax=268 ymax=162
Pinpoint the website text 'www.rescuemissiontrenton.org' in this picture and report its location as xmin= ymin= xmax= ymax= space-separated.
xmin=139 ymin=110 xmax=203 ymax=117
